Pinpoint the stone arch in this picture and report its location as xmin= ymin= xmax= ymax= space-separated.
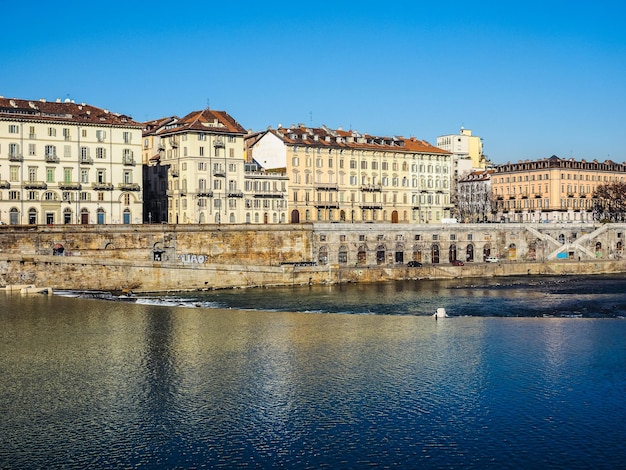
xmin=376 ymin=244 xmax=386 ymax=265
xmin=395 ymin=243 xmax=404 ymax=264
xmin=466 ymin=244 xmax=474 ymax=262
xmin=449 ymin=244 xmax=457 ymax=262
xmin=318 ymin=246 xmax=328 ymax=265
xmin=290 ymin=209 xmax=300 ymax=223
xmin=432 ymin=244 xmax=440 ymax=264
xmin=357 ymin=244 xmax=368 ymax=265
xmin=338 ymin=245 xmax=348 ymax=264
xmin=508 ymin=243 xmax=517 ymax=260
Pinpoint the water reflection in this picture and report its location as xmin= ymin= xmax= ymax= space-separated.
xmin=2 ymin=289 xmax=626 ymax=468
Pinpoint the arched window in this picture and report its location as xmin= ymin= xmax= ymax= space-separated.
xmin=338 ymin=245 xmax=348 ymax=264
xmin=449 ymin=244 xmax=457 ymax=262
xmin=376 ymin=244 xmax=386 ymax=265
xmin=432 ymin=244 xmax=440 ymax=264
xmin=508 ymin=243 xmax=517 ymax=260
xmin=466 ymin=244 xmax=474 ymax=262
xmin=357 ymin=245 xmax=368 ymax=265
xmin=318 ymin=246 xmax=328 ymax=265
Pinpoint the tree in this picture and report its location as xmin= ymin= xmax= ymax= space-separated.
xmin=592 ymin=182 xmax=626 ymax=222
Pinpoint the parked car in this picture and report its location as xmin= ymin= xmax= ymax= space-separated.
xmin=451 ymin=260 xmax=464 ymax=266
xmin=407 ymin=261 xmax=423 ymax=267
xmin=485 ymin=256 xmax=500 ymax=263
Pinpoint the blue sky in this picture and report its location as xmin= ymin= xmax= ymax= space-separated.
xmin=2 ymin=1 xmax=625 ymax=164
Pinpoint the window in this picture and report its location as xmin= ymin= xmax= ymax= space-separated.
xmin=123 ymin=131 xmax=131 ymax=144
xmin=46 ymin=168 xmax=55 ymax=183
xmin=9 ymin=124 xmax=19 ymax=134
xmin=81 ymin=169 xmax=89 ymax=183
xmin=97 ymin=170 xmax=106 ymax=183
xmin=45 ymin=145 xmax=56 ymax=157
xmin=123 ymin=171 xmax=132 ymax=184
xmin=48 ymin=127 xmax=56 ymax=137
xmin=96 ymin=147 xmax=106 ymax=159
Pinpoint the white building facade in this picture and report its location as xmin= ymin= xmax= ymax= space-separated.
xmin=0 ymin=97 xmax=143 ymax=225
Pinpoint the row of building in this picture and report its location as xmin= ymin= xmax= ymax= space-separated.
xmin=0 ymin=95 xmax=622 ymax=226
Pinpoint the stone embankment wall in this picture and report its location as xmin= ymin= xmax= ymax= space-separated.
xmin=0 ymin=222 xmax=625 ymax=292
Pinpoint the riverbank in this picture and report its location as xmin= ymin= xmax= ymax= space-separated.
xmin=1 ymin=222 xmax=625 ymax=292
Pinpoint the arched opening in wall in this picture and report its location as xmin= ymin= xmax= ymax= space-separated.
xmin=245 ymin=213 xmax=251 ymax=224
xmin=466 ymin=244 xmax=474 ymax=262
xmin=230 ymin=213 xmax=236 ymax=223
xmin=617 ymin=240 xmax=623 ymax=257
xmin=97 ymin=208 xmax=105 ymax=225
xmin=483 ymin=244 xmax=491 ymax=261
xmin=340 ymin=210 xmax=346 ymax=222
xmin=318 ymin=246 xmax=328 ymax=265
xmin=264 ymin=213 xmax=269 ymax=224
xmin=254 ymin=213 xmax=259 ymax=223
xmin=123 ymin=209 xmax=131 ymax=224
xmin=272 ymin=213 xmax=277 ymax=223
xmin=351 ymin=209 xmax=356 ymax=222
xmin=391 ymin=211 xmax=399 ymax=223
xmin=280 ymin=213 xmax=286 ymax=223
xmin=449 ymin=244 xmax=457 ymax=262
xmin=558 ymin=233 xmax=565 ymax=244
xmin=291 ymin=210 xmax=300 ymax=224
xmin=376 ymin=245 xmax=386 ymax=265
xmin=357 ymin=245 xmax=367 ymax=265
xmin=80 ymin=209 xmax=89 ymax=224
xmin=395 ymin=243 xmax=404 ymax=264
xmin=412 ymin=245 xmax=423 ymax=262
xmin=104 ymin=242 xmax=115 ymax=250
xmin=595 ymin=242 xmax=602 ymax=258
xmin=432 ymin=244 xmax=440 ymax=264
xmin=199 ymin=212 xmax=206 ymax=224
xmin=528 ymin=242 xmax=537 ymax=260
xmin=338 ymin=245 xmax=348 ymax=264
xmin=215 ymin=212 xmax=221 ymax=224
xmin=28 ymin=208 xmax=37 ymax=225
xmin=63 ymin=208 xmax=72 ymax=225
xmin=305 ymin=209 xmax=311 ymax=221
xmin=10 ymin=207 xmax=19 ymax=225
xmin=508 ymin=243 xmax=517 ymax=260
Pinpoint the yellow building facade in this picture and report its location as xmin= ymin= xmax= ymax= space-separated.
xmin=248 ymin=125 xmax=452 ymax=224
xmin=492 ymin=155 xmax=626 ymax=223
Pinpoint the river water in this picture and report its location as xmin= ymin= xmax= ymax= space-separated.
xmin=2 ymin=275 xmax=626 ymax=469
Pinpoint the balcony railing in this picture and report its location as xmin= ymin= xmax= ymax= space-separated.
xmin=123 ymin=155 xmax=135 ymax=166
xmin=227 ymin=191 xmax=244 ymax=198
xmin=118 ymin=183 xmax=141 ymax=192
xmin=8 ymin=154 xmax=23 ymax=162
xmin=361 ymin=184 xmax=382 ymax=192
xmin=59 ymin=182 xmax=82 ymax=190
xmin=0 ymin=180 xmax=10 ymax=189
xmin=80 ymin=156 xmax=94 ymax=165
xmin=45 ymin=155 xmax=60 ymax=163
xmin=24 ymin=181 xmax=48 ymax=190
xmin=92 ymin=182 xmax=114 ymax=191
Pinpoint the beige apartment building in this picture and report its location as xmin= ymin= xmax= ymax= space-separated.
xmin=247 ymin=124 xmax=452 ymax=224
xmin=143 ymin=109 xmax=288 ymax=224
xmin=0 ymin=96 xmax=143 ymax=225
xmin=492 ymin=155 xmax=626 ymax=223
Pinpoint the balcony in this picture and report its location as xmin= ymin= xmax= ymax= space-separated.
xmin=315 ymin=183 xmax=339 ymax=191
xmin=123 ymin=155 xmax=135 ymax=166
xmin=169 ymin=138 xmax=179 ymax=148
xmin=315 ymin=203 xmax=340 ymax=209
xmin=24 ymin=181 xmax=47 ymax=190
xmin=227 ymin=191 xmax=244 ymax=198
xmin=45 ymin=154 xmax=60 ymax=163
xmin=213 ymin=171 xmax=225 ymax=177
xmin=59 ymin=182 xmax=82 ymax=190
xmin=213 ymin=139 xmax=225 ymax=148
xmin=0 ymin=180 xmax=10 ymax=189
xmin=253 ymin=191 xmax=285 ymax=199
xmin=197 ymin=191 xmax=214 ymax=198
xmin=118 ymin=183 xmax=141 ymax=192
xmin=8 ymin=153 xmax=23 ymax=162
xmin=170 ymin=169 xmax=179 ymax=177
xmin=92 ymin=182 xmax=114 ymax=191
xmin=80 ymin=156 xmax=94 ymax=165
xmin=534 ymin=193 xmax=542 ymax=198
xmin=361 ymin=184 xmax=382 ymax=192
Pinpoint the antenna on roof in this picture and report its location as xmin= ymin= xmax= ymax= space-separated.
xmin=310 ymin=111 xmax=313 ymax=125
xmin=206 ymin=98 xmax=210 ymax=110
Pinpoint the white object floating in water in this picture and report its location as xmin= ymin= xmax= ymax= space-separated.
xmin=433 ymin=307 xmax=448 ymax=318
